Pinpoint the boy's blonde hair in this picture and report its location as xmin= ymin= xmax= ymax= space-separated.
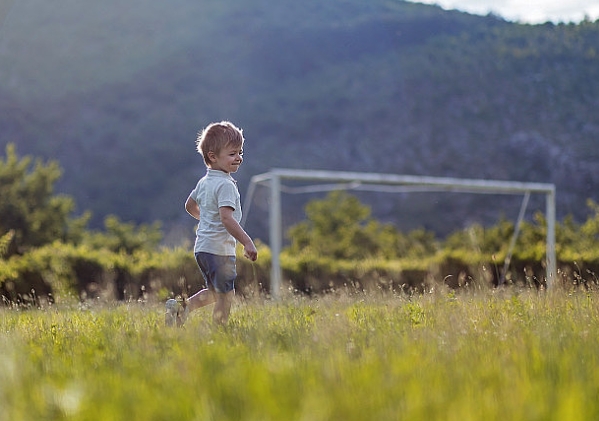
xmin=196 ymin=121 xmax=244 ymax=166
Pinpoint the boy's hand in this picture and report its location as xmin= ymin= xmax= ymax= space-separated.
xmin=243 ymin=243 xmax=258 ymax=261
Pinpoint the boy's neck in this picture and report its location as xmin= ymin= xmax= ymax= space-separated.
xmin=208 ymin=167 xmax=229 ymax=175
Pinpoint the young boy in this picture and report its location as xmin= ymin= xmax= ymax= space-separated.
xmin=166 ymin=121 xmax=258 ymax=326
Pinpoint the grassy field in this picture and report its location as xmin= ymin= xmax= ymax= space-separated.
xmin=1 ymin=288 xmax=599 ymax=421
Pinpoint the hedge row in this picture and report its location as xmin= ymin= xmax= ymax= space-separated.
xmin=2 ymin=241 xmax=598 ymax=305
xmin=0 ymin=242 xmax=197 ymax=305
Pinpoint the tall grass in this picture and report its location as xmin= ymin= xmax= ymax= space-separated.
xmin=1 ymin=288 xmax=599 ymax=420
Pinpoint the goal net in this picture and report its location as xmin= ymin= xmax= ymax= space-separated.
xmin=242 ymin=168 xmax=556 ymax=298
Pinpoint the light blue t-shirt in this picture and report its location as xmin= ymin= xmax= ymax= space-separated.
xmin=189 ymin=169 xmax=242 ymax=256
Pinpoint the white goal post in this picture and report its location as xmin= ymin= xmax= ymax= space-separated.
xmin=242 ymin=168 xmax=556 ymax=298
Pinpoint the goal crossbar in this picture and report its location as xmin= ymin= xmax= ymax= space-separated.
xmin=242 ymin=168 xmax=556 ymax=297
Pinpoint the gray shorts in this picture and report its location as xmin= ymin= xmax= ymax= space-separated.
xmin=195 ymin=252 xmax=236 ymax=293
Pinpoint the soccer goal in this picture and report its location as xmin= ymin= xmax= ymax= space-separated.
xmin=242 ymin=168 xmax=556 ymax=298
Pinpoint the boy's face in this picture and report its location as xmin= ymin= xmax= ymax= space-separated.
xmin=208 ymin=144 xmax=243 ymax=174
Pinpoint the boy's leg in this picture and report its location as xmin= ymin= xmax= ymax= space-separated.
xmin=186 ymin=288 xmax=216 ymax=312
xmin=195 ymin=252 xmax=236 ymax=325
xmin=212 ymin=291 xmax=234 ymax=325
xmin=185 ymin=252 xmax=219 ymax=317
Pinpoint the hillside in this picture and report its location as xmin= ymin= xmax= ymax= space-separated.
xmin=1 ymin=0 xmax=599 ymax=243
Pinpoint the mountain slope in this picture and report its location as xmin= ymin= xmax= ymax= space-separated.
xmin=1 ymin=0 xmax=598 ymax=241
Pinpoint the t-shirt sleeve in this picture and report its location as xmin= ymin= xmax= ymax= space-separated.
xmin=189 ymin=181 xmax=200 ymax=202
xmin=216 ymin=181 xmax=238 ymax=210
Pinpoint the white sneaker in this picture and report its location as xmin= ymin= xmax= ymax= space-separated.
xmin=165 ymin=299 xmax=178 ymax=327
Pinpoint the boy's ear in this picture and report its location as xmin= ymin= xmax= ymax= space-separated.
xmin=207 ymin=151 xmax=217 ymax=162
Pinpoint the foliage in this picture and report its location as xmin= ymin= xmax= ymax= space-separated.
xmin=286 ymin=191 xmax=438 ymax=260
xmin=0 ymin=144 xmax=89 ymax=256
xmin=0 ymin=145 xmax=176 ymax=302
xmin=287 ymin=191 xmax=379 ymax=259
xmin=444 ymin=218 xmax=515 ymax=257
xmin=81 ymin=215 xmax=162 ymax=254
xmin=0 ymin=230 xmax=14 ymax=259
xmin=0 ymin=240 xmax=200 ymax=304
xmin=279 ymin=192 xmax=599 ymax=291
xmin=2 ymin=291 xmax=599 ymax=420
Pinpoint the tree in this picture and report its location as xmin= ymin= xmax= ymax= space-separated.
xmin=0 ymin=144 xmax=88 ymax=256
xmin=0 ymin=230 xmax=14 ymax=259
xmin=82 ymin=215 xmax=162 ymax=254
xmin=286 ymin=191 xmax=378 ymax=259
xmin=285 ymin=191 xmax=437 ymax=260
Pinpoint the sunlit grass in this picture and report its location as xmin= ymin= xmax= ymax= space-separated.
xmin=1 ymin=288 xmax=599 ymax=420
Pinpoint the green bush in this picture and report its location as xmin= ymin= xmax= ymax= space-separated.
xmin=0 ymin=144 xmax=89 ymax=256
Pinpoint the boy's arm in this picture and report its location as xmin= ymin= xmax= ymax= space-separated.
xmin=219 ymin=206 xmax=258 ymax=261
xmin=185 ymin=196 xmax=200 ymax=220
